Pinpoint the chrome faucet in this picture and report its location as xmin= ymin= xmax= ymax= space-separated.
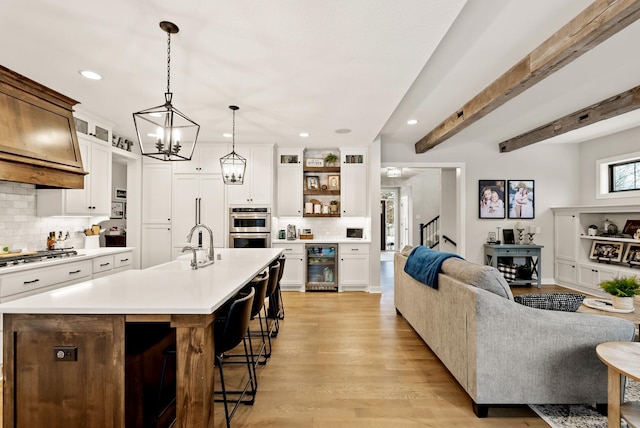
xmin=186 ymin=223 xmax=215 ymax=263
xmin=181 ymin=245 xmax=199 ymax=269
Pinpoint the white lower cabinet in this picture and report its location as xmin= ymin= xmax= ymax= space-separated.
xmin=555 ymin=259 xmax=577 ymax=285
xmin=272 ymin=243 xmax=305 ymax=291
xmin=339 ymin=243 xmax=370 ymax=291
xmin=141 ymin=224 xmax=173 ymax=268
xmin=0 ymin=259 xmax=93 ymax=302
xmin=92 ymin=251 xmax=133 ymax=279
xmin=577 ymin=263 xmax=618 ymax=291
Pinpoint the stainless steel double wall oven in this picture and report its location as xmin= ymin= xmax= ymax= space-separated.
xmin=228 ymin=207 xmax=271 ymax=248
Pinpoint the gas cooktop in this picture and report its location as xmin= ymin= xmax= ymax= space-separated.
xmin=0 ymin=249 xmax=79 ymax=268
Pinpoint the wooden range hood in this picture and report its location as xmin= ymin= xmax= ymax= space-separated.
xmin=0 ymin=65 xmax=86 ymax=189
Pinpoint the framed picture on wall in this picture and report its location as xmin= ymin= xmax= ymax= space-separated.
xmin=507 ymin=180 xmax=535 ymax=219
xmin=478 ymin=180 xmax=505 ymax=219
xmin=114 ymin=188 xmax=127 ymax=200
xmin=111 ymin=202 xmax=124 ymax=219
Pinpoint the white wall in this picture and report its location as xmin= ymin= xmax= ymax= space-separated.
xmin=382 ymin=137 xmax=580 ymax=279
xmin=578 ymin=126 xmax=640 ymax=206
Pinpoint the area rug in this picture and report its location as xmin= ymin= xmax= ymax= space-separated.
xmin=530 ymin=379 xmax=639 ymax=427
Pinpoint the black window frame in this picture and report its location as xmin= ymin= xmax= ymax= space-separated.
xmin=608 ymin=159 xmax=640 ymax=193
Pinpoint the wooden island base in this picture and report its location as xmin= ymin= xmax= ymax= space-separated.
xmin=3 ymin=313 xmax=215 ymax=428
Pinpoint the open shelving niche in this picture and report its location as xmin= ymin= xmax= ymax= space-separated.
xmin=303 ymin=149 xmax=341 ymax=218
xmin=578 ymin=210 xmax=640 ymax=270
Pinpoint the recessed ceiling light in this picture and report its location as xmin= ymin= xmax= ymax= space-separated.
xmin=79 ymin=70 xmax=102 ymax=80
xmin=299 ymin=132 xmax=310 ymax=138
xmin=335 ymin=128 xmax=351 ymax=134
xmin=407 ymin=119 xmax=418 ymax=125
xmin=223 ymin=133 xmax=233 ymax=138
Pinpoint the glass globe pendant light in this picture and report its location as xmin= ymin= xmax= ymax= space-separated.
xmin=133 ymin=21 xmax=199 ymax=161
xmin=220 ymin=105 xmax=246 ymax=184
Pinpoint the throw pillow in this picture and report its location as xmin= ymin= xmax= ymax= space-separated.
xmin=514 ymin=293 xmax=586 ymax=312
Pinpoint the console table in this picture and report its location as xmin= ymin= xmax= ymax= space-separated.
xmin=483 ymin=244 xmax=543 ymax=288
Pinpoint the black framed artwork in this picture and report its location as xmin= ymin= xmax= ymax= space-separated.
xmin=507 ymin=180 xmax=535 ymax=219
xmin=479 ymin=180 xmax=506 ymax=219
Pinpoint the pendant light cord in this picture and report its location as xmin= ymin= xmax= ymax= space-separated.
xmin=232 ymin=108 xmax=236 ymax=151
xmin=166 ymin=31 xmax=171 ymax=94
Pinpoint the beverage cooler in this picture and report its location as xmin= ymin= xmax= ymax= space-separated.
xmin=305 ymin=244 xmax=338 ymax=291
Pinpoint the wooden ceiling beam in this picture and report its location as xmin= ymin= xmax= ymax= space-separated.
xmin=414 ymin=0 xmax=640 ymax=154
xmin=499 ymin=85 xmax=640 ymax=152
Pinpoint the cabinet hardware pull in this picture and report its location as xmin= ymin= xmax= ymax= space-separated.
xmin=69 ymin=270 xmax=81 ymax=274
xmin=23 ymin=279 xmax=40 ymax=284
xmin=351 ymin=249 xmax=359 ymax=251
xmin=120 ymin=258 xmax=129 ymax=262
xmin=100 ymin=262 xmax=110 ymax=267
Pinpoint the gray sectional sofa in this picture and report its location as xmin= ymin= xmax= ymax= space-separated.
xmin=394 ymin=250 xmax=635 ymax=417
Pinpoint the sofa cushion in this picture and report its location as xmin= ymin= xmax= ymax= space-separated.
xmin=440 ymin=258 xmax=514 ymax=300
xmin=514 ymin=293 xmax=586 ymax=312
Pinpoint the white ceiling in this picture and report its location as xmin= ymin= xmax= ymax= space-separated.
xmin=3 ymin=0 xmax=639 ymax=154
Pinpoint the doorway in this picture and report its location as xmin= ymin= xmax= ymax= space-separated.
xmin=380 ymin=190 xmax=397 ymax=251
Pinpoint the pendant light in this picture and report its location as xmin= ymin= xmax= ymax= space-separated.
xmin=220 ymin=105 xmax=246 ymax=184
xmin=133 ymin=21 xmax=199 ymax=161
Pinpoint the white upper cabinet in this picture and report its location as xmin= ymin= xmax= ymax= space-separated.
xmin=227 ymin=144 xmax=273 ymax=206
xmin=142 ymin=160 xmax=172 ymax=223
xmin=172 ymin=144 xmax=228 ymax=174
xmin=340 ymin=148 xmax=367 ymax=217
xmin=37 ymin=136 xmax=112 ymax=216
xmin=73 ymin=111 xmax=112 ymax=145
xmin=276 ymin=148 xmax=304 ymax=217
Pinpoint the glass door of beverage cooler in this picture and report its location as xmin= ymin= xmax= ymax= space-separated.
xmin=305 ymin=244 xmax=338 ymax=291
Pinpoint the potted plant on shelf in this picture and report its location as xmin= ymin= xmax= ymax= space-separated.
xmin=329 ymin=200 xmax=339 ymax=213
xmin=324 ymin=152 xmax=338 ymax=167
xmin=599 ymin=275 xmax=640 ymax=310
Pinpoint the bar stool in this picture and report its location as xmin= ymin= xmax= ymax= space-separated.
xmin=223 ymin=270 xmax=270 ymax=390
xmin=262 ymin=261 xmax=280 ymax=359
xmin=214 ymin=288 xmax=255 ymax=428
xmin=277 ymin=254 xmax=286 ymax=320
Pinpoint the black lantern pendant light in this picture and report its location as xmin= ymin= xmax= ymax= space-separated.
xmin=220 ymin=105 xmax=246 ymax=184
xmin=133 ymin=21 xmax=199 ymax=161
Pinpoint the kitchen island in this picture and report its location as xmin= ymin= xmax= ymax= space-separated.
xmin=0 ymin=247 xmax=283 ymax=428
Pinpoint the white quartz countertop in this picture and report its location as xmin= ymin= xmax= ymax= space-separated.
xmin=0 ymin=247 xmax=134 ymax=275
xmin=272 ymin=238 xmax=371 ymax=244
xmin=0 ymin=248 xmax=282 ymax=315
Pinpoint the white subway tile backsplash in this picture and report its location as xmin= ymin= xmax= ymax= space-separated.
xmin=0 ymin=181 xmax=89 ymax=251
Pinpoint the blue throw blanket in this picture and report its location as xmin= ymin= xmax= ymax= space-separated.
xmin=404 ymin=246 xmax=463 ymax=289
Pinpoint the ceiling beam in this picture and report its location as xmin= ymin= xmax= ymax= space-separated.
xmin=498 ymin=85 xmax=640 ymax=152
xmin=414 ymin=0 xmax=640 ymax=154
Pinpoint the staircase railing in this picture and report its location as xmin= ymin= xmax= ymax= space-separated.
xmin=419 ymin=216 xmax=457 ymax=249
xmin=419 ymin=216 xmax=439 ymax=248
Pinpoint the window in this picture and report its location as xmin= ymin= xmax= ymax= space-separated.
xmin=609 ymin=160 xmax=640 ymax=192
xmin=597 ymin=151 xmax=640 ymax=199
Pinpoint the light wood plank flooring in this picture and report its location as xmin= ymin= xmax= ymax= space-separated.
xmin=213 ymin=259 xmax=563 ymax=427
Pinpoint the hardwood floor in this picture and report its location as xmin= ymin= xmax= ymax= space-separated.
xmin=213 ymin=259 xmax=558 ymax=427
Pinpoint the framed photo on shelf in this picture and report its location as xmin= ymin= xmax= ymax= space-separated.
xmin=507 ymin=180 xmax=535 ymax=219
xmin=305 ymin=176 xmax=320 ymax=190
xmin=502 ymin=229 xmax=515 ymax=244
xmin=305 ymin=158 xmax=324 ymax=167
xmin=111 ymin=202 xmax=124 ymax=219
xmin=589 ymin=240 xmax=624 ymax=263
xmin=623 ymin=243 xmax=640 ymax=265
xmin=327 ymin=175 xmax=340 ymax=190
xmin=622 ymin=220 xmax=640 ymax=236
xmin=478 ymin=179 xmax=505 ymax=219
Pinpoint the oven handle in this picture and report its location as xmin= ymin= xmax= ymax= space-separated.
xmin=230 ymin=213 xmax=270 ymax=219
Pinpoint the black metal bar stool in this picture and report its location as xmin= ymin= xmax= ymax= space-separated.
xmin=213 ymin=288 xmax=256 ymax=428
